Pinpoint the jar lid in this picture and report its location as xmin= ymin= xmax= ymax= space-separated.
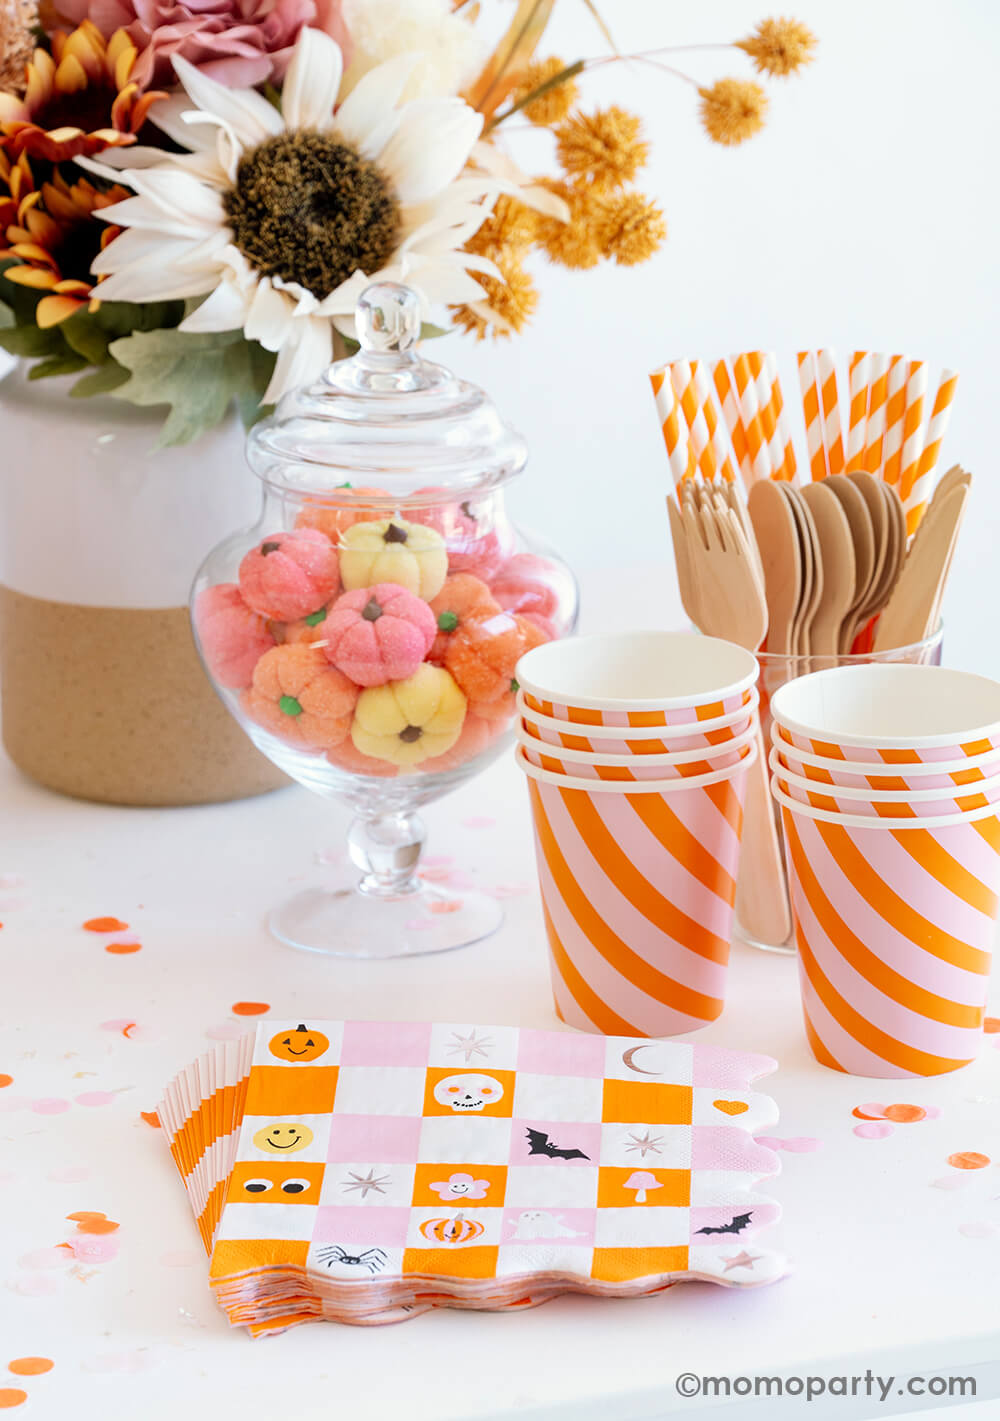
xmin=246 ymin=283 xmax=528 ymax=500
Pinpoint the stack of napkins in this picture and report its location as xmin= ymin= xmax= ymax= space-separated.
xmin=159 ymin=1020 xmax=786 ymax=1334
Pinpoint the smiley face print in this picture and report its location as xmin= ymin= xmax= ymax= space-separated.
xmin=268 ymin=1024 xmax=330 ymax=1063
xmin=252 ymin=1123 xmax=314 ymax=1155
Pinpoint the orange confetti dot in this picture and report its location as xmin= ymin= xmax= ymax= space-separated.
xmin=66 ymin=1212 xmax=120 ymax=1234
xmin=140 ymin=1111 xmax=161 ymax=1129
xmin=851 ymin=1106 xmax=885 ymax=1120
xmin=105 ymin=942 xmax=141 ymax=955
xmin=231 ymin=1002 xmax=270 ymax=1016
xmin=0 ymin=1076 xmax=11 ymax=1089
xmin=883 ymin=1104 xmax=926 ymax=1123
xmin=984 ymin=1017 xmax=1000 ymax=1034
xmin=0 ymin=1389 xmax=27 ymax=1408
xmin=83 ymin=917 xmax=128 ymax=933
xmin=8 ymin=1359 xmax=52 ymax=1376
xmin=948 ymin=1151 xmax=991 ymax=1170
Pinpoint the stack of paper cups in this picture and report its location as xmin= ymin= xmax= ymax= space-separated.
xmin=515 ymin=632 xmax=760 ymax=1038
xmin=769 ymin=664 xmax=1000 ymax=1077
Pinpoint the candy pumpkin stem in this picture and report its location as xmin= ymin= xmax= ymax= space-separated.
xmin=362 ymin=595 xmax=384 ymax=622
xmin=304 ymin=607 xmax=328 ymax=627
xmin=260 ymin=541 xmax=282 ymax=555
xmin=437 ymin=610 xmax=459 ymax=633
xmin=384 ymin=522 xmax=408 ymax=544
xmin=278 ymin=695 xmax=304 ymax=717
xmin=399 ymin=725 xmax=423 ymax=743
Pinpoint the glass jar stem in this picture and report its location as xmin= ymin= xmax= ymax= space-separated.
xmin=348 ymin=811 xmax=426 ymax=897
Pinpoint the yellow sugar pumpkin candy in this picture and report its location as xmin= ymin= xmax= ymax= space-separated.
xmin=338 ymin=517 xmax=448 ymax=600
xmin=351 ymin=665 xmax=467 ymax=766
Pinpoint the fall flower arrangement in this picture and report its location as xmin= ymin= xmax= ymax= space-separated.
xmin=0 ymin=1 xmax=816 ymax=444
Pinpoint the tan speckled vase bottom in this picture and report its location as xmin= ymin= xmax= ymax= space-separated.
xmin=0 ymin=587 xmax=287 ymax=806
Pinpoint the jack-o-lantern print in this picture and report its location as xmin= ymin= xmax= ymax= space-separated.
xmin=432 ymin=1073 xmax=504 ymax=1113
xmin=268 ymin=1024 xmax=330 ymax=1063
xmin=420 ymin=1213 xmax=485 ymax=1245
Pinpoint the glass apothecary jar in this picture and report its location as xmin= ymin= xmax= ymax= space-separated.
xmin=191 ymin=283 xmax=578 ymax=959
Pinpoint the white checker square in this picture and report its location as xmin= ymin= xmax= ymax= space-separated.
xmin=307 ymin=1239 xmax=402 ymax=1280
xmin=692 ymin=1086 xmax=777 ymax=1133
xmin=238 ymin=1114 xmax=331 ymax=1166
xmin=690 ymin=1174 xmax=776 ymax=1207
xmin=405 ymin=1207 xmax=503 ymax=1249
xmin=418 ymin=1115 xmax=512 ymax=1164
xmin=319 ymin=1162 xmax=415 ymax=1208
xmin=594 ymin=1206 xmax=689 ymax=1249
xmin=253 ymin=1020 xmax=344 ymax=1068
xmin=599 ymin=1122 xmax=691 ymax=1171
xmin=214 ymin=1201 xmax=317 ymax=1243
xmin=603 ymin=1037 xmax=693 ymax=1084
xmin=496 ymin=1243 xmax=593 ymax=1279
xmin=504 ymin=1165 xmax=599 ymax=1209
xmin=428 ymin=1022 xmax=519 ymax=1072
xmin=332 ymin=1065 xmax=425 ymax=1117
xmin=687 ymin=1244 xmax=785 ymax=1283
xmin=512 ymin=1072 xmax=603 ymax=1122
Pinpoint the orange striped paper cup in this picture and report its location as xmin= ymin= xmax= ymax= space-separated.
xmin=518 ymin=691 xmax=758 ymax=754
xmin=773 ymin=783 xmax=998 ymax=1077
xmin=520 ymin=728 xmax=756 ymax=783
xmin=769 ymin=750 xmax=1000 ymax=819
xmin=518 ymin=746 xmax=754 ymax=1037
xmin=770 ymin=733 xmax=1000 ymax=791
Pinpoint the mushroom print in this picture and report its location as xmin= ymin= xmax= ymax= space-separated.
xmin=624 ymin=1171 xmax=663 ymax=1204
xmin=432 ymin=1073 xmax=505 ymax=1112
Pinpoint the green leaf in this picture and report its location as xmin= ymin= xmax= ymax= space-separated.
xmin=60 ymin=309 xmax=113 ymax=365
xmin=109 ymin=326 xmax=264 ymax=447
xmin=69 ymin=362 xmax=131 ymax=398
xmin=0 ymin=300 xmax=13 ymax=331
xmin=27 ymin=351 xmax=90 ymax=380
xmin=419 ymin=322 xmax=451 ymax=341
xmin=0 ymin=324 xmax=68 ymax=358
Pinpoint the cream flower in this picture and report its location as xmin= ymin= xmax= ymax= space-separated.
xmin=339 ymin=0 xmax=486 ymax=101
xmin=85 ymin=28 xmax=502 ymax=404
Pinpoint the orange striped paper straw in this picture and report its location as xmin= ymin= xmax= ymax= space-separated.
xmin=903 ymin=369 xmax=959 ymax=534
xmin=862 ymin=352 xmax=891 ymax=475
xmin=797 ymin=352 xmax=826 ymax=481
xmin=816 ymin=348 xmax=845 ymax=476
xmin=713 ymin=359 xmax=750 ymax=486
xmin=649 ymin=367 xmax=690 ymax=491
xmin=732 ymin=352 xmax=770 ymax=485
xmin=765 ymin=352 xmax=797 ymax=482
xmin=694 ymin=361 xmax=738 ymax=487
xmin=897 ymin=360 xmax=927 ymax=503
xmin=845 ymin=352 xmax=871 ymax=471
xmin=671 ymin=360 xmax=716 ymax=481
xmin=881 ymin=355 xmax=908 ymax=486
xmin=749 ymin=351 xmax=780 ymax=476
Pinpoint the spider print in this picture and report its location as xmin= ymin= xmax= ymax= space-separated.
xmin=316 ymin=1245 xmax=388 ymax=1274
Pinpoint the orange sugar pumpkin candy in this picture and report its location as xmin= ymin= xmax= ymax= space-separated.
xmin=295 ymin=486 xmax=390 ymax=541
xmin=444 ymin=609 xmax=528 ymax=705
xmin=242 ymin=645 xmax=357 ymax=750
xmin=428 ymin=574 xmax=501 ymax=663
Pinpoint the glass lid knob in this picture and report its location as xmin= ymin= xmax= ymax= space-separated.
xmin=356 ymin=282 xmax=421 ymax=355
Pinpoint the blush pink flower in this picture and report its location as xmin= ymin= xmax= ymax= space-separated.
xmin=429 ymin=1172 xmax=489 ymax=1202
xmin=57 ymin=0 xmax=351 ymax=88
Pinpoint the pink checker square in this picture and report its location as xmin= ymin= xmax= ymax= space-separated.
xmin=691 ymin=1046 xmax=776 ymax=1092
xmin=314 ymin=1206 xmax=410 ymax=1248
xmin=327 ymin=1114 xmax=422 ymax=1164
xmin=690 ymin=1201 xmax=778 ymax=1240
xmin=501 ymin=1206 xmax=596 ymax=1246
xmin=691 ymin=1125 xmax=778 ymax=1175
xmin=509 ymin=1119 xmax=602 ymax=1167
xmin=340 ymin=1020 xmax=432 ymax=1067
xmin=516 ymin=1028 xmax=605 ymax=1078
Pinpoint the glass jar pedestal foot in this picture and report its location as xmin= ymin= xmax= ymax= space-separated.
xmin=267 ymin=811 xmax=503 ymax=958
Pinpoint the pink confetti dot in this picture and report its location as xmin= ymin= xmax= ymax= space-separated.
xmin=18 ymin=1247 xmax=72 ymax=1271
xmin=75 ymin=1092 xmax=115 ymax=1107
xmin=421 ymin=855 xmax=453 ymax=867
xmin=11 ymin=1275 xmax=59 ymax=1297
xmin=68 ymin=1235 xmax=119 ymax=1263
xmin=204 ymin=1022 xmax=246 ymax=1042
xmin=931 ymin=1175 xmax=970 ymax=1190
xmin=158 ymin=1250 xmax=200 ymax=1268
xmin=30 ymin=1098 xmax=70 ymax=1115
xmin=783 ymin=1137 xmax=822 ymax=1153
xmin=923 ymin=1105 xmax=942 ymax=1119
xmin=856 ymin=1102 xmax=887 ymax=1118
xmin=46 ymin=1167 xmax=89 ymax=1184
xmin=958 ymin=1221 xmax=999 ymax=1238
xmin=853 ymin=1121 xmax=894 ymax=1140
xmin=418 ymin=865 xmax=454 ymax=883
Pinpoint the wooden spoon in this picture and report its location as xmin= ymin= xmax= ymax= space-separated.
xmin=845 ymin=471 xmax=889 ymax=644
xmin=748 ymin=480 xmax=802 ymax=655
xmin=869 ymin=480 xmax=906 ymax=619
xmin=800 ymin=481 xmax=856 ymax=659
xmin=824 ymin=475 xmax=875 ymax=652
xmin=782 ymin=485 xmax=823 ymax=658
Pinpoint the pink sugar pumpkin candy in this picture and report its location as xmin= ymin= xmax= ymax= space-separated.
xmin=242 ymin=644 xmax=357 ymax=750
xmin=321 ymin=582 xmax=436 ymax=686
xmin=194 ymin=584 xmax=275 ymax=689
xmin=421 ymin=712 xmax=504 ymax=773
xmin=490 ymin=553 xmax=561 ymax=620
xmin=326 ymin=737 xmax=399 ymax=779
xmin=238 ymin=529 xmax=339 ymax=622
xmin=410 ymin=486 xmax=511 ymax=582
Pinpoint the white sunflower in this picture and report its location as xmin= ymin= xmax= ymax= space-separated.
xmin=84 ymin=27 xmax=504 ymax=404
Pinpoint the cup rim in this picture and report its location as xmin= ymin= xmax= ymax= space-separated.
xmin=770 ymin=664 xmax=1000 ymax=749
xmin=768 ymin=747 xmax=1000 ymax=806
xmin=770 ymin=727 xmax=1000 ymax=778
xmin=771 ymin=779 xmax=1000 ymax=829
xmin=520 ymin=723 xmax=758 ymax=768
xmin=515 ymin=740 xmax=757 ymax=794
xmin=516 ymin=689 xmax=759 ymax=740
xmin=756 ymin=622 xmax=943 ymax=669
xmin=516 ymin=631 xmax=759 ymax=711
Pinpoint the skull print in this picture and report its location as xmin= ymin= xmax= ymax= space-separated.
xmin=432 ymin=1073 xmax=504 ymax=1112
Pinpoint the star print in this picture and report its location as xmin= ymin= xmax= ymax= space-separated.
xmin=625 ymin=1130 xmax=665 ymax=1158
xmin=446 ymin=1030 xmax=494 ymax=1063
xmin=722 ymin=1251 xmax=760 ymax=1272
xmin=341 ymin=1169 xmax=390 ymax=1199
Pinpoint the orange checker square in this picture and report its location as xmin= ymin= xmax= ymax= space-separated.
xmin=422 ymin=1066 xmax=516 ymax=1118
xmin=243 ymin=1064 xmax=339 ymax=1116
xmin=402 ymin=1246 xmax=499 ymax=1279
xmin=209 ymin=1237 xmax=310 ymax=1280
xmin=602 ymin=1077 xmax=692 ymax=1126
xmin=227 ymin=1160 xmax=326 ymax=1205
xmin=591 ymin=1245 xmax=688 ymax=1283
xmin=411 ymin=1163 xmax=508 ymax=1208
xmin=597 ymin=1166 xmax=690 ymax=1209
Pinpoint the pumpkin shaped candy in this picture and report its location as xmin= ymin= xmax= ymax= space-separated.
xmin=243 ymin=644 xmax=357 ymax=750
xmin=351 ymin=664 xmax=467 ymax=767
xmin=428 ymin=574 xmax=500 ymax=664
xmin=295 ymin=485 xmax=389 ymax=541
xmin=339 ymin=517 xmax=448 ymax=600
xmin=322 ymin=582 xmax=436 ymax=686
xmin=238 ymin=528 xmax=339 ymax=622
xmin=444 ymin=608 xmax=526 ymax=706
xmin=194 ymin=583 xmax=275 ymax=689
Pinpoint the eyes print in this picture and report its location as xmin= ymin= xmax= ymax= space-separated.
xmin=241 ymin=1178 xmax=312 ymax=1196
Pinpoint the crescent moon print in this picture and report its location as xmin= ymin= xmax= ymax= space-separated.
xmin=622 ymin=1044 xmax=666 ymax=1075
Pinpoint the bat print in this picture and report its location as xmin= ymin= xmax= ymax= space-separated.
xmin=525 ymin=1128 xmax=590 ymax=1162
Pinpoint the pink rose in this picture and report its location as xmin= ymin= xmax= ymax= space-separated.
xmin=57 ymin=0 xmax=351 ymax=88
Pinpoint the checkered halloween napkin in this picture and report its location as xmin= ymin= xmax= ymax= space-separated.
xmin=159 ymin=1021 xmax=786 ymax=1332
